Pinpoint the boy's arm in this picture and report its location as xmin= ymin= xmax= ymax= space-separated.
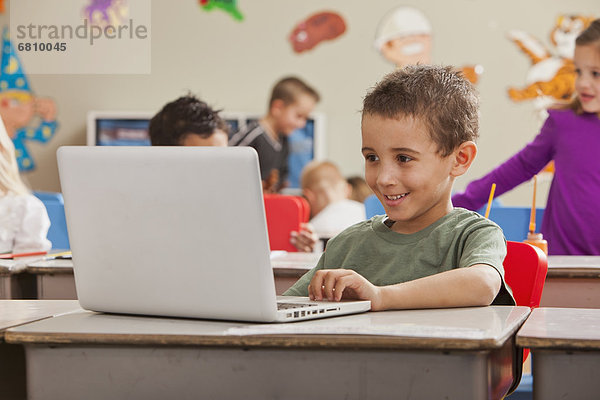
xmin=309 ymin=264 xmax=501 ymax=311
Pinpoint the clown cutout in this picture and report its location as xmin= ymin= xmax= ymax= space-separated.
xmin=374 ymin=7 xmax=482 ymax=84
xmin=0 ymin=28 xmax=57 ymax=171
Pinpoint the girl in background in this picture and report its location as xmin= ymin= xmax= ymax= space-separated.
xmin=453 ymin=19 xmax=600 ymax=255
xmin=0 ymin=116 xmax=51 ymax=253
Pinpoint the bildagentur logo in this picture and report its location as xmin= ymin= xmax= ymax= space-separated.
xmin=10 ymin=0 xmax=151 ymax=74
xmin=15 ymin=18 xmax=148 ymax=46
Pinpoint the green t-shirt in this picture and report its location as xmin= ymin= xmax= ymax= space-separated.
xmin=284 ymin=208 xmax=515 ymax=305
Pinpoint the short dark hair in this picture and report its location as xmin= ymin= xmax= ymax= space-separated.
xmin=269 ymin=76 xmax=320 ymax=108
xmin=149 ymin=94 xmax=228 ymax=146
xmin=362 ymin=65 xmax=479 ymax=157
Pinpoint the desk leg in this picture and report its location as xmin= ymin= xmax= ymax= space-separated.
xmin=0 ymin=276 xmax=12 ymax=299
xmin=0 ymin=275 xmax=36 ymax=299
xmin=36 ymin=275 xmax=77 ymax=300
xmin=25 ymin=343 xmax=514 ymax=400
xmin=532 ymin=350 xmax=600 ymax=400
xmin=0 ymin=343 xmax=26 ymax=400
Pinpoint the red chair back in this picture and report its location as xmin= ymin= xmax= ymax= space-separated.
xmin=264 ymin=194 xmax=310 ymax=252
xmin=503 ymin=241 xmax=548 ymax=308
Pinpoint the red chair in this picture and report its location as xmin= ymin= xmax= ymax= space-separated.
xmin=264 ymin=194 xmax=310 ymax=252
xmin=503 ymin=241 xmax=548 ymax=309
xmin=503 ymin=241 xmax=548 ymax=396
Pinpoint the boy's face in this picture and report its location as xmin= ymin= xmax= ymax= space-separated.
xmin=180 ymin=129 xmax=228 ymax=147
xmin=361 ymin=113 xmax=456 ymax=234
xmin=272 ymin=93 xmax=316 ymax=135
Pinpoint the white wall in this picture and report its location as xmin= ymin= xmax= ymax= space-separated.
xmin=4 ymin=0 xmax=597 ymax=207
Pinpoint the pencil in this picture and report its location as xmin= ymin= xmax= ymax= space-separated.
xmin=0 ymin=251 xmax=48 ymax=259
xmin=484 ymin=183 xmax=496 ymax=219
xmin=529 ymin=175 xmax=538 ymax=233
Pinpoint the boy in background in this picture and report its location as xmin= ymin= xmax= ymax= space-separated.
xmin=347 ymin=175 xmax=372 ymax=203
xmin=285 ymin=65 xmax=514 ymax=310
xmin=149 ymin=94 xmax=229 ymax=147
xmin=229 ymin=77 xmax=320 ymax=192
xmin=300 ymin=160 xmax=365 ymax=239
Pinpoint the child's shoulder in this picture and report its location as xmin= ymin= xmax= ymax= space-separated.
xmin=0 ymin=193 xmax=46 ymax=223
xmin=438 ymin=208 xmax=501 ymax=236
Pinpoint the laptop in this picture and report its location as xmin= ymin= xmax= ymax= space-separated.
xmin=57 ymin=146 xmax=370 ymax=322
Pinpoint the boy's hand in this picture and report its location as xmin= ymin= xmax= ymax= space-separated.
xmin=308 ymin=269 xmax=383 ymax=310
xmin=290 ymin=223 xmax=318 ymax=252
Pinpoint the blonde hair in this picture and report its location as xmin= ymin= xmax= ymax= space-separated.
xmin=301 ymin=160 xmax=345 ymax=190
xmin=0 ymin=116 xmax=29 ymax=195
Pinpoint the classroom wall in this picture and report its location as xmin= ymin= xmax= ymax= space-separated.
xmin=2 ymin=0 xmax=596 ymax=207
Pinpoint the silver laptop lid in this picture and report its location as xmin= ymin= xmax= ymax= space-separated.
xmin=58 ymin=146 xmax=278 ymax=321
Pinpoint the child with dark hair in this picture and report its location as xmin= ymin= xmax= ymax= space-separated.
xmin=285 ymin=65 xmax=514 ymax=310
xmin=149 ymin=94 xmax=229 ymax=147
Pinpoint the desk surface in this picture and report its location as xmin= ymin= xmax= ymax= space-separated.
xmin=517 ymin=307 xmax=600 ymax=349
xmin=6 ymin=305 xmax=529 ymax=351
xmin=26 ymin=259 xmax=74 ymax=274
xmin=547 ymin=255 xmax=600 ymax=278
xmin=26 ymin=252 xmax=319 ymax=275
xmin=0 ymin=300 xmax=81 ymax=336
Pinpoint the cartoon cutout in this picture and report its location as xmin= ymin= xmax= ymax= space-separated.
xmin=83 ymin=0 xmax=128 ymax=26
xmin=374 ymin=7 xmax=482 ymax=84
xmin=507 ymin=15 xmax=594 ymax=110
xmin=0 ymin=28 xmax=57 ymax=171
xmin=199 ymin=0 xmax=244 ymax=22
xmin=289 ymin=11 xmax=346 ymax=53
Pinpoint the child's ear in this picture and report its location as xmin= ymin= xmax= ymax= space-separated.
xmin=302 ymin=188 xmax=316 ymax=205
xmin=270 ymin=99 xmax=286 ymax=116
xmin=450 ymin=141 xmax=477 ymax=177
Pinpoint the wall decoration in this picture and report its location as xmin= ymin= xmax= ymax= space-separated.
xmin=0 ymin=28 xmax=58 ymax=171
xmin=374 ymin=6 xmax=482 ymax=84
xmin=289 ymin=11 xmax=346 ymax=53
xmin=507 ymin=15 xmax=594 ymax=111
xmin=0 ymin=0 xmax=5 ymax=14
xmin=83 ymin=0 xmax=128 ymax=26
xmin=199 ymin=0 xmax=244 ymax=22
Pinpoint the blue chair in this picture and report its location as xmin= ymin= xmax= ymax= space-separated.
xmin=364 ymin=194 xmax=385 ymax=219
xmin=476 ymin=206 xmax=544 ymax=242
xmin=33 ymin=191 xmax=70 ymax=249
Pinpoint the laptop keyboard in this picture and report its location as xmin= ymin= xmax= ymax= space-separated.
xmin=277 ymin=302 xmax=316 ymax=310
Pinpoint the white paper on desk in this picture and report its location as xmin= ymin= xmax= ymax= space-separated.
xmin=0 ymin=256 xmax=42 ymax=271
xmin=225 ymin=323 xmax=486 ymax=338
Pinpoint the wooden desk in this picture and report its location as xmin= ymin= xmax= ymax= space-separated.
xmin=24 ymin=252 xmax=319 ymax=299
xmin=26 ymin=259 xmax=77 ymax=300
xmin=6 ymin=306 xmax=529 ymax=400
xmin=0 ymin=300 xmax=81 ymax=400
xmin=0 ymin=260 xmax=36 ymax=299
xmin=270 ymin=251 xmax=319 ymax=294
xmin=517 ymin=307 xmax=600 ymax=399
xmin=540 ymin=256 xmax=600 ymax=308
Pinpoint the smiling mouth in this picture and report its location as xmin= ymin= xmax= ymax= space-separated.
xmin=385 ymin=193 xmax=409 ymax=200
xmin=581 ymin=94 xmax=595 ymax=101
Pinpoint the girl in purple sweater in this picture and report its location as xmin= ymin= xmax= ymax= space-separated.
xmin=453 ymin=19 xmax=600 ymax=255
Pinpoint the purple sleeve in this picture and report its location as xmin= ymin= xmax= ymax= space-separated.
xmin=452 ymin=113 xmax=557 ymax=210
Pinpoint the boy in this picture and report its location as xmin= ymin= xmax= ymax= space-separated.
xmin=284 ymin=65 xmax=514 ymax=310
xmin=300 ymin=160 xmax=365 ymax=239
xmin=149 ymin=94 xmax=229 ymax=147
xmin=229 ymin=77 xmax=320 ymax=192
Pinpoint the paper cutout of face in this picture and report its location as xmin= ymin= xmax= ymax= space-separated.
xmin=374 ymin=7 xmax=432 ymax=67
